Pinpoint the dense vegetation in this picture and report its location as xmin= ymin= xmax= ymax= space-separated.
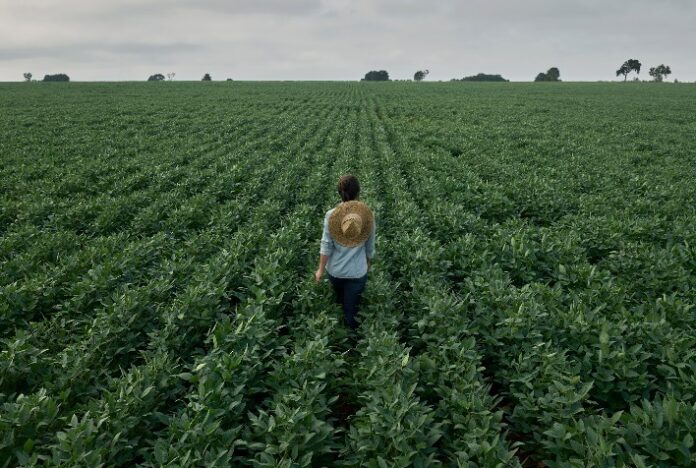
xmin=457 ymin=73 xmax=509 ymax=82
xmin=41 ymin=74 xmax=70 ymax=82
xmin=362 ymin=70 xmax=390 ymax=81
xmin=534 ymin=67 xmax=561 ymax=82
xmin=1 ymin=81 xmax=695 ymax=466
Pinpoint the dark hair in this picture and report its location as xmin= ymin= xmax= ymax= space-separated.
xmin=337 ymin=175 xmax=360 ymax=202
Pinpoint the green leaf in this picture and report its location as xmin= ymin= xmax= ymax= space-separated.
xmin=23 ymin=439 xmax=34 ymax=453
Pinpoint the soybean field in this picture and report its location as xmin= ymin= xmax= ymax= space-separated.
xmin=1 ymin=82 xmax=696 ymax=467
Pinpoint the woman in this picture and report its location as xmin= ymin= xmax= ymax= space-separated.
xmin=315 ymin=175 xmax=376 ymax=330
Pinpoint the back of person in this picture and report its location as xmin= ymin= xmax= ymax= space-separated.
xmin=315 ymin=175 xmax=376 ymax=330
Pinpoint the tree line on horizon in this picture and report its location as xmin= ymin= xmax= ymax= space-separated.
xmin=148 ymin=72 xmax=230 ymax=81
xmin=22 ymin=73 xmax=70 ymax=82
xmin=360 ymin=59 xmax=676 ymax=82
xmin=19 ymin=59 xmax=681 ymax=83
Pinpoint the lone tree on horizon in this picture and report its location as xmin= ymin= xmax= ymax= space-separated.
xmin=362 ymin=70 xmax=390 ymax=81
xmin=457 ymin=73 xmax=509 ymax=82
xmin=616 ymin=59 xmax=641 ymax=81
xmin=202 ymin=73 xmax=212 ymax=81
xmin=534 ymin=67 xmax=561 ymax=82
xmin=414 ymin=69 xmax=430 ymax=81
xmin=546 ymin=67 xmax=560 ymax=81
xmin=148 ymin=73 xmax=165 ymax=81
xmin=649 ymin=64 xmax=672 ymax=82
xmin=43 ymin=74 xmax=70 ymax=82
xmin=23 ymin=72 xmax=32 ymax=82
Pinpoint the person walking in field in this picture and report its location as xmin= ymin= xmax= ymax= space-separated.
xmin=315 ymin=175 xmax=375 ymax=330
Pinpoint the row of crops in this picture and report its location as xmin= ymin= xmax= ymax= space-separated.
xmin=1 ymin=82 xmax=695 ymax=466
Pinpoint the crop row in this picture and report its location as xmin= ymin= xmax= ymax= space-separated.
xmin=362 ymin=99 xmax=519 ymax=466
xmin=372 ymin=94 xmax=696 ymax=465
xmin=1 ymin=95 xmax=350 ymax=465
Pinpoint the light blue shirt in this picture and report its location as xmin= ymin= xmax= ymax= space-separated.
xmin=320 ymin=208 xmax=376 ymax=279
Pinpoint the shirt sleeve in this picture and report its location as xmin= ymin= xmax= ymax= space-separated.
xmin=365 ymin=218 xmax=376 ymax=259
xmin=320 ymin=212 xmax=334 ymax=256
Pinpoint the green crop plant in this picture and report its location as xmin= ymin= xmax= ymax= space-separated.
xmin=0 ymin=81 xmax=695 ymax=466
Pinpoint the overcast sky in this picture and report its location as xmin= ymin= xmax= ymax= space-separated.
xmin=1 ymin=0 xmax=694 ymax=82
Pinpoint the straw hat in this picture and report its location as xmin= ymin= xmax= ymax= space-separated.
xmin=329 ymin=201 xmax=374 ymax=247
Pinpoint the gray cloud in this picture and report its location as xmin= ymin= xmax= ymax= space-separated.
xmin=0 ymin=0 xmax=694 ymax=81
xmin=178 ymin=0 xmax=323 ymax=15
xmin=0 ymin=42 xmax=203 ymax=61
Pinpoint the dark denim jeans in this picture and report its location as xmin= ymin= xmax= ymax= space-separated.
xmin=328 ymin=273 xmax=367 ymax=330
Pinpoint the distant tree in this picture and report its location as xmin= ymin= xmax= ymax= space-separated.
xmin=414 ymin=69 xmax=430 ymax=81
xmin=616 ymin=59 xmax=641 ymax=81
xmin=202 ymin=73 xmax=212 ymax=81
xmin=23 ymin=73 xmax=32 ymax=82
xmin=649 ymin=64 xmax=672 ymax=82
xmin=148 ymin=73 xmax=165 ymax=81
xmin=663 ymin=66 xmax=673 ymax=80
xmin=459 ymin=73 xmax=509 ymax=82
xmin=648 ymin=67 xmax=660 ymax=82
xmin=167 ymin=72 xmax=176 ymax=81
xmin=362 ymin=70 xmax=390 ymax=81
xmin=43 ymin=74 xmax=70 ymax=82
xmin=546 ymin=67 xmax=561 ymax=81
xmin=534 ymin=67 xmax=561 ymax=82
xmin=226 ymin=78 xmax=233 ymax=81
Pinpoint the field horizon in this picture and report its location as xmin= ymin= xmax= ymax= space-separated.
xmin=3 ymin=78 xmax=694 ymax=83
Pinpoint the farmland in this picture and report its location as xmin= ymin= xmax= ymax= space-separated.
xmin=1 ymin=81 xmax=695 ymax=466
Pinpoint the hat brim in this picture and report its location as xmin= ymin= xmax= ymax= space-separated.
xmin=329 ymin=201 xmax=374 ymax=248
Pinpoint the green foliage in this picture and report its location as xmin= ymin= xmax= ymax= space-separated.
xmin=0 ymin=82 xmax=695 ymax=466
xmin=535 ymin=67 xmax=561 ymax=82
xmin=541 ymin=398 xmax=696 ymax=466
xmin=414 ymin=69 xmax=429 ymax=81
xmin=42 ymin=74 xmax=70 ymax=82
xmin=0 ymin=389 xmax=61 ymax=465
xmin=616 ymin=59 xmax=642 ymax=81
xmin=362 ymin=70 xmax=390 ymax=81
xmin=458 ymin=73 xmax=509 ymax=82
xmin=546 ymin=67 xmax=561 ymax=81
xmin=649 ymin=64 xmax=672 ymax=82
